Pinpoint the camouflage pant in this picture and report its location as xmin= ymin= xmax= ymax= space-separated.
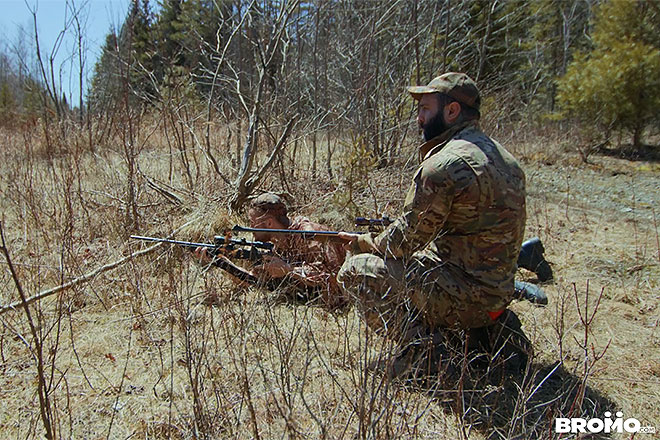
xmin=337 ymin=253 xmax=498 ymax=341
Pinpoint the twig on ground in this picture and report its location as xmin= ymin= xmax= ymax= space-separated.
xmin=0 ymin=220 xmax=197 ymax=315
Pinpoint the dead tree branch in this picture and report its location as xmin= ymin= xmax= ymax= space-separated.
xmin=0 ymin=222 xmax=55 ymax=438
xmin=0 ymin=220 xmax=196 ymax=315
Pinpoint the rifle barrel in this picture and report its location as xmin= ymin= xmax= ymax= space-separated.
xmin=130 ymin=235 xmax=215 ymax=248
xmin=232 ymin=226 xmax=338 ymax=236
xmin=231 ymin=225 xmax=362 ymax=241
xmin=130 ymin=235 xmax=275 ymax=251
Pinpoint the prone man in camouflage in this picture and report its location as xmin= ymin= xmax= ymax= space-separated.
xmin=247 ymin=193 xmax=349 ymax=309
xmin=197 ymin=193 xmax=349 ymax=309
xmin=338 ymin=72 xmax=529 ymax=373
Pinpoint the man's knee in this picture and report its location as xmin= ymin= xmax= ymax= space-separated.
xmin=338 ymin=253 xmax=384 ymax=282
xmin=337 ymin=253 xmax=404 ymax=293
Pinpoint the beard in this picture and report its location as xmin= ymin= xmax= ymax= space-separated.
xmin=422 ymin=111 xmax=450 ymax=141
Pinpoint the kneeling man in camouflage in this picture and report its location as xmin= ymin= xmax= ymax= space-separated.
xmin=338 ymin=72 xmax=531 ymax=378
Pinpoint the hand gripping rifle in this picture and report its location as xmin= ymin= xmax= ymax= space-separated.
xmin=130 ymin=235 xmax=274 ymax=284
xmin=231 ymin=225 xmax=551 ymax=305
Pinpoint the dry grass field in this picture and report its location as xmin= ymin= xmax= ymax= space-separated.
xmin=0 ymin=118 xmax=658 ymax=439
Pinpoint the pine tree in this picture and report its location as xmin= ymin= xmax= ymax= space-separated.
xmin=557 ymin=0 xmax=660 ymax=148
xmin=88 ymin=32 xmax=120 ymax=111
xmin=0 ymin=81 xmax=15 ymax=122
xmin=88 ymin=0 xmax=157 ymax=110
xmin=155 ymin=0 xmax=185 ymax=68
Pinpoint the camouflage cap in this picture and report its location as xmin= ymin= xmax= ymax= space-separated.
xmin=250 ymin=193 xmax=288 ymax=215
xmin=408 ymin=72 xmax=480 ymax=110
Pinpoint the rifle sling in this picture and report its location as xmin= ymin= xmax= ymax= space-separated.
xmin=211 ymin=256 xmax=261 ymax=284
xmin=211 ymin=256 xmax=321 ymax=297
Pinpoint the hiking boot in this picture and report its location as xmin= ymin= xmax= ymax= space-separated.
xmin=518 ymin=237 xmax=553 ymax=282
xmin=383 ymin=330 xmax=454 ymax=382
xmin=485 ymin=310 xmax=532 ymax=376
xmin=461 ymin=310 xmax=531 ymax=379
xmin=514 ymin=280 xmax=548 ymax=306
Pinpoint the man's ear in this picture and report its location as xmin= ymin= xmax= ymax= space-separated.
xmin=443 ymin=101 xmax=462 ymax=124
xmin=267 ymin=216 xmax=281 ymax=229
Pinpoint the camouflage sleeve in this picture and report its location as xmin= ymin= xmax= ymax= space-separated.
xmin=356 ymin=155 xmax=472 ymax=258
xmin=286 ymin=217 xmax=344 ymax=291
xmin=294 ymin=218 xmax=327 ymax=257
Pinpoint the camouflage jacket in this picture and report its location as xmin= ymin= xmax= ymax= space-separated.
xmin=356 ymin=123 xmax=526 ymax=307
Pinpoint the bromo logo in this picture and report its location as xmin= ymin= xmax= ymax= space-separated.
xmin=555 ymin=412 xmax=656 ymax=434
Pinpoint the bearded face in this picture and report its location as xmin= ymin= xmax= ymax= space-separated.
xmin=421 ymin=110 xmax=449 ymax=141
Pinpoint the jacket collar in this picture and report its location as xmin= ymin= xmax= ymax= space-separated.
xmin=419 ymin=121 xmax=475 ymax=160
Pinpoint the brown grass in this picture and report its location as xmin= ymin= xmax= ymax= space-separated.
xmin=0 ymin=118 xmax=658 ymax=439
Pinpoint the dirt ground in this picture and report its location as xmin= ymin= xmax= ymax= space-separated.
xmin=0 ymin=126 xmax=658 ymax=439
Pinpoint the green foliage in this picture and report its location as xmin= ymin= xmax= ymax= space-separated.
xmin=557 ymin=0 xmax=660 ymax=147
xmin=22 ymin=77 xmax=48 ymax=117
xmin=428 ymin=0 xmax=592 ymax=124
xmin=160 ymin=67 xmax=205 ymax=115
xmin=155 ymin=0 xmax=186 ymax=67
xmin=83 ymin=0 xmax=659 ymax=154
xmin=88 ymin=33 xmax=120 ymax=111
xmin=0 ymin=48 xmax=60 ymax=123
xmin=0 ymin=81 xmax=15 ymax=120
xmin=464 ymin=0 xmax=529 ymax=86
xmin=332 ymin=136 xmax=377 ymax=217
xmin=155 ymin=0 xmax=230 ymax=96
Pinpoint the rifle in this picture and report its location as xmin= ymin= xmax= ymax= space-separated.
xmin=231 ymin=225 xmax=362 ymax=243
xmin=354 ymin=216 xmax=393 ymax=232
xmin=130 ymin=235 xmax=273 ymax=284
xmin=231 ymin=217 xmax=394 ymax=242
